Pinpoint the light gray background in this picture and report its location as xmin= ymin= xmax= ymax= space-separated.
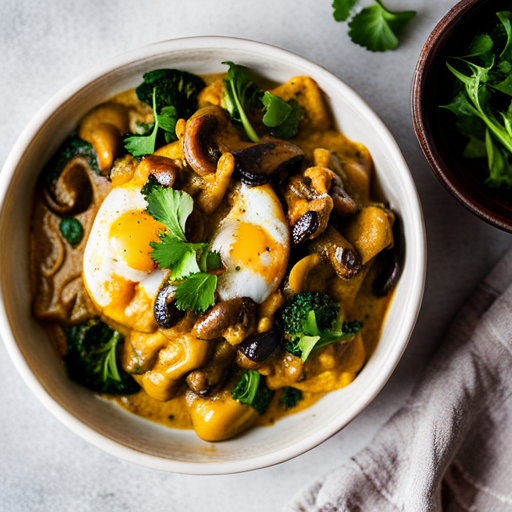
xmin=1 ymin=1 xmax=509 ymax=511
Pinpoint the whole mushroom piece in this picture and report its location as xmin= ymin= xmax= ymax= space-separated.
xmin=309 ymin=226 xmax=361 ymax=280
xmin=232 ymin=140 xmax=305 ymax=187
xmin=192 ymin=297 xmax=258 ymax=341
xmin=183 ymin=106 xmax=229 ymax=176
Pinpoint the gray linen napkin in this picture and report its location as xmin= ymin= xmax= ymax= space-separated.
xmin=285 ymin=249 xmax=512 ymax=512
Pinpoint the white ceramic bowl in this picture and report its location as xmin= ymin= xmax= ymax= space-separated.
xmin=0 ymin=36 xmax=426 ymax=474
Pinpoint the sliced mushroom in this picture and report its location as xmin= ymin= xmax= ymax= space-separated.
xmin=183 ymin=106 xmax=229 ymax=176
xmin=192 ymin=297 xmax=257 ymax=341
xmin=330 ymin=173 xmax=358 ymax=216
xmin=186 ymin=340 xmax=236 ymax=396
xmin=237 ymin=330 xmax=280 ymax=364
xmin=292 ymin=211 xmax=320 ymax=244
xmin=232 ymin=140 xmax=304 ymax=186
xmin=284 ymin=168 xmax=333 ymax=242
xmin=140 ymin=155 xmax=180 ymax=187
xmin=154 ymin=284 xmax=186 ymax=329
xmin=373 ymin=218 xmax=402 ymax=297
xmin=309 ymin=226 xmax=361 ymax=280
xmin=43 ymin=160 xmax=94 ymax=217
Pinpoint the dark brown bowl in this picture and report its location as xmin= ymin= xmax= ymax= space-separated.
xmin=412 ymin=0 xmax=512 ymax=233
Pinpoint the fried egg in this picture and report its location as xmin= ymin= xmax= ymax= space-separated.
xmin=211 ymin=183 xmax=290 ymax=304
xmin=83 ymin=181 xmax=168 ymax=332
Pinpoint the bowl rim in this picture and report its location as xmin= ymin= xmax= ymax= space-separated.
xmin=0 ymin=35 xmax=426 ymax=474
xmin=410 ymin=0 xmax=512 ymax=233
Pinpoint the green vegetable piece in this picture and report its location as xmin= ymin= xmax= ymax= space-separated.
xmin=136 ymin=68 xmax=206 ymax=120
xmin=269 ymin=99 xmax=302 ymax=140
xmin=497 ymin=11 xmax=512 ymax=63
xmin=59 ymin=218 xmax=84 ymax=247
xmin=281 ymin=387 xmax=303 ymax=410
xmin=64 ymin=318 xmax=139 ymax=395
xmin=150 ymin=233 xmax=206 ymax=277
xmin=464 ymin=33 xmax=494 ymax=58
xmin=494 ymin=74 xmax=512 ymax=96
xmin=222 ymin=61 xmax=261 ymax=142
xmin=261 ymin=93 xmax=302 ymax=139
xmin=206 ymin=251 xmax=223 ymax=272
xmin=232 ymin=370 xmax=260 ymax=405
xmin=332 ymin=0 xmax=357 ymax=22
xmin=144 ymin=184 xmax=220 ymax=312
xmin=262 ymin=91 xmax=292 ymax=127
xmin=174 ymin=272 xmax=218 ymax=313
xmin=463 ymin=136 xmax=487 ymax=159
xmin=485 ymin=128 xmax=512 ymax=188
xmin=442 ymin=10 xmax=512 ymax=189
xmin=125 ymin=89 xmax=178 ymax=156
xmin=348 ymin=1 xmax=416 ymax=52
xmin=42 ymin=136 xmax=99 ymax=186
xmin=146 ymin=185 xmax=193 ymax=241
xmin=231 ymin=370 xmax=274 ymax=415
xmin=277 ymin=292 xmax=363 ymax=362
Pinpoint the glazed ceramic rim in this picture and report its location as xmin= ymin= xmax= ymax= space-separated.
xmin=0 ymin=36 xmax=426 ymax=474
xmin=410 ymin=0 xmax=512 ymax=232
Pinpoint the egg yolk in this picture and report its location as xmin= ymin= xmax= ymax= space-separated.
xmin=109 ymin=210 xmax=165 ymax=272
xmin=230 ymin=222 xmax=278 ymax=279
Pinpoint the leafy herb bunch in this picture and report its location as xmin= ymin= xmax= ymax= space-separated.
xmin=443 ymin=11 xmax=512 ymax=188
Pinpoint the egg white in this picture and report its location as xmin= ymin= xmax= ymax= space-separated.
xmin=83 ymin=184 xmax=167 ymax=332
xmin=211 ymin=183 xmax=290 ymax=304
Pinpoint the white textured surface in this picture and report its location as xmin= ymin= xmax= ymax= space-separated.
xmin=0 ymin=0 xmax=510 ymax=510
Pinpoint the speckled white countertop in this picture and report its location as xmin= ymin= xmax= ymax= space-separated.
xmin=1 ymin=1 xmax=510 ymax=510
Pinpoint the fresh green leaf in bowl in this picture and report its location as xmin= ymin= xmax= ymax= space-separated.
xmin=442 ymin=11 xmax=512 ymax=189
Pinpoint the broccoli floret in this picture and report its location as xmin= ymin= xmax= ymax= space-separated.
xmin=277 ymin=292 xmax=363 ymax=362
xmin=231 ymin=370 xmax=274 ymax=415
xmin=281 ymin=387 xmax=303 ymax=410
xmin=64 ymin=318 xmax=139 ymax=395
xmin=135 ymin=69 xmax=206 ymax=121
xmin=42 ymin=136 xmax=100 ymax=187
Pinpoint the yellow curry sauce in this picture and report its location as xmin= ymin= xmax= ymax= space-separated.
xmin=30 ymin=69 xmax=397 ymax=441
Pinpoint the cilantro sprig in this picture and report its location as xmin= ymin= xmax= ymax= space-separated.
xmin=145 ymin=185 xmax=221 ymax=313
xmin=332 ymin=0 xmax=416 ymax=52
xmin=124 ymin=89 xmax=178 ymax=157
xmin=442 ymin=11 xmax=512 ymax=188
xmin=222 ymin=62 xmax=301 ymax=141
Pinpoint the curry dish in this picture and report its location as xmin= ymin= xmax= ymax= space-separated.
xmin=30 ymin=64 xmax=399 ymax=442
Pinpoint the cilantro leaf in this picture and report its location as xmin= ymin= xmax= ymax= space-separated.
xmin=206 ymin=251 xmax=223 ymax=272
xmin=222 ymin=61 xmax=261 ymax=142
xmin=348 ymin=2 xmax=416 ymax=52
xmin=332 ymin=0 xmax=357 ymax=22
xmin=442 ymin=11 xmax=512 ymax=190
xmin=125 ymin=89 xmax=178 ymax=156
xmin=174 ymin=272 xmax=217 ymax=313
xmin=464 ymin=34 xmax=494 ymax=58
xmin=149 ymin=233 xmax=205 ymax=276
xmin=157 ymin=105 xmax=178 ymax=143
xmin=124 ymin=89 xmax=160 ymax=157
xmin=145 ymin=186 xmax=193 ymax=241
xmin=497 ymin=11 xmax=512 ymax=63
xmin=262 ymin=91 xmax=292 ymax=127
xmin=261 ymin=92 xmax=302 ymax=139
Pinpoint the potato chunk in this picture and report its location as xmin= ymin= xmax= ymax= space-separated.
xmin=344 ymin=206 xmax=393 ymax=265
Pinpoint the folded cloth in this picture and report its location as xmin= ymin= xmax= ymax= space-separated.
xmin=285 ymin=250 xmax=512 ymax=512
